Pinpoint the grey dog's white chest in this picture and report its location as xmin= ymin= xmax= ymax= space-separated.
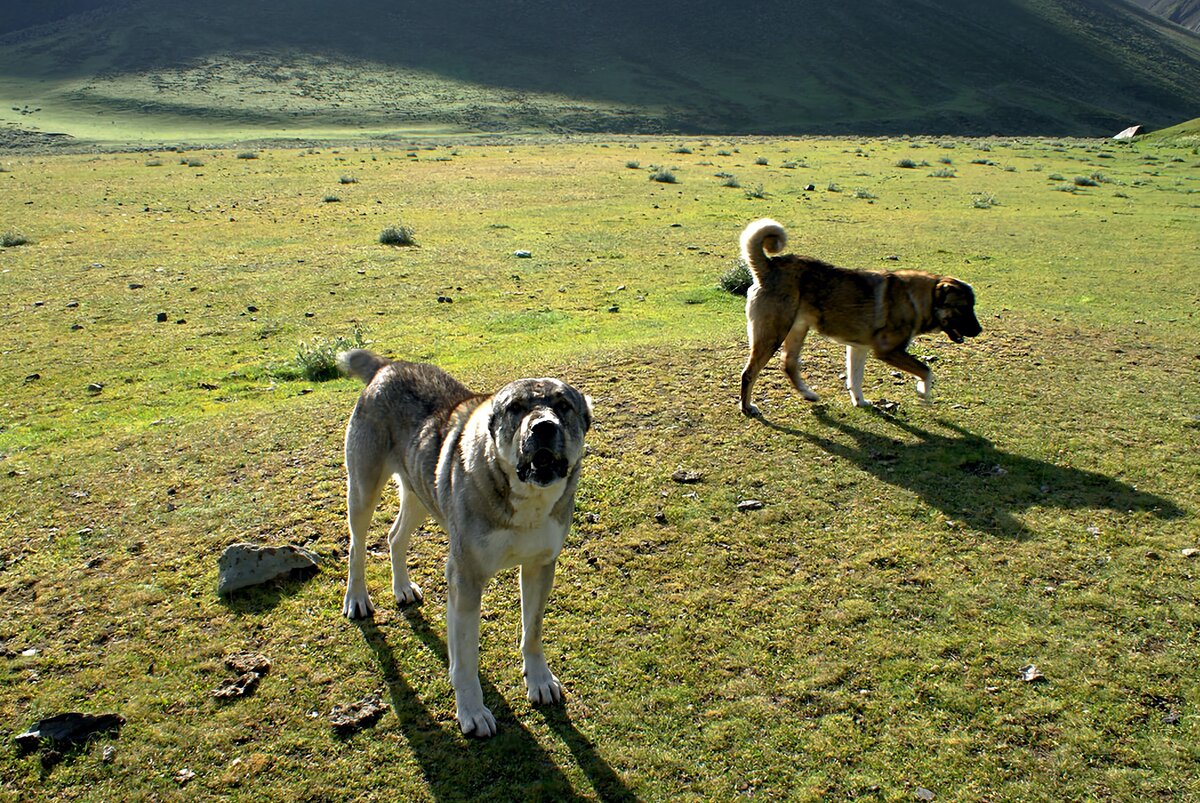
xmin=483 ymin=520 xmax=566 ymax=573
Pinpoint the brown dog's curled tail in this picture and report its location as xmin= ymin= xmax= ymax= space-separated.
xmin=739 ymin=218 xmax=787 ymax=284
xmin=337 ymin=349 xmax=390 ymax=382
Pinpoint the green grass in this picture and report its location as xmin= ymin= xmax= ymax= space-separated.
xmin=1 ymin=136 xmax=1197 ymax=801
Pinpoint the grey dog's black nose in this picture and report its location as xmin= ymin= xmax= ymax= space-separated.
xmin=531 ymin=419 xmax=560 ymax=441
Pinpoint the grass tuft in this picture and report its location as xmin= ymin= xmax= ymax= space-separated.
xmin=270 ymin=328 xmax=366 ymax=382
xmin=719 ymin=258 xmax=753 ymax=295
xmin=1 ymin=231 xmax=30 ymax=247
xmin=379 ymin=224 xmax=416 ymax=246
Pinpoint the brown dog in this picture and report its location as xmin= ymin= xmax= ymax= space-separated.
xmin=738 ymin=218 xmax=981 ymax=414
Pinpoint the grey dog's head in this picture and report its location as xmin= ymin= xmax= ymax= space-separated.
xmin=490 ymin=378 xmax=592 ymax=487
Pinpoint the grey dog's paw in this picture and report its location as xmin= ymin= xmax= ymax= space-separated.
xmin=457 ymin=705 xmax=497 ymax=739
xmin=341 ymin=587 xmax=375 ymax=619
xmin=392 ymin=581 xmax=423 ymax=606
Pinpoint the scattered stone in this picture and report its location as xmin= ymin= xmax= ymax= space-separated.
xmin=804 ymin=184 xmax=816 ymax=191
xmin=24 ymin=373 xmax=40 ymax=383
xmin=128 ymin=283 xmax=144 ymax=290
xmin=226 ymin=652 xmax=271 ymax=676
xmin=584 ymin=512 xmax=600 ymax=524
xmin=654 ymin=509 xmax=668 ymax=525
xmin=175 ymin=768 xmax=195 ymax=785
xmin=246 ymin=305 xmax=258 ymax=313
xmin=514 ymin=250 xmax=532 ymax=258
xmin=737 ymin=499 xmax=764 ymax=512
xmin=101 ymin=745 xmax=116 ymax=763
xmin=1018 ymin=664 xmax=1045 ymax=683
xmin=330 ymin=692 xmax=388 ymax=735
xmin=670 ymin=469 xmax=704 ymax=484
xmin=216 ymin=543 xmax=320 ymax=595
xmin=916 ymin=788 xmax=935 ymax=801
xmin=1182 ymin=548 xmax=1199 ymax=558
xmin=156 ymin=312 xmax=168 ymax=322
xmin=1163 ymin=711 xmax=1181 ymax=725
xmin=213 ymin=672 xmax=261 ymax=700
xmin=15 ymin=713 xmax=125 ymax=754
xmin=86 ymin=382 xmax=103 ymax=395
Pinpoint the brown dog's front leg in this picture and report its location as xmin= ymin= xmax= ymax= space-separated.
xmin=875 ymin=349 xmax=933 ymax=403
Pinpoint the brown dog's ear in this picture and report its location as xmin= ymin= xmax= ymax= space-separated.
xmin=934 ymin=279 xmax=957 ymax=304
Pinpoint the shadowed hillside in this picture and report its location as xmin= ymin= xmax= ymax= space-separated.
xmin=2 ymin=0 xmax=1199 ymax=141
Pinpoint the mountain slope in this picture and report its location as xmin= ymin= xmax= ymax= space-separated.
xmin=1125 ymin=0 xmax=1200 ymax=31
xmin=2 ymin=0 xmax=1199 ymax=141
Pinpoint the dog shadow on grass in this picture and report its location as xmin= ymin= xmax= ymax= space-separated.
xmin=354 ymin=613 xmax=635 ymax=802
xmin=762 ymin=407 xmax=1185 ymax=538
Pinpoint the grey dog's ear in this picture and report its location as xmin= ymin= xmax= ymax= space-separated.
xmin=583 ymin=394 xmax=594 ymax=430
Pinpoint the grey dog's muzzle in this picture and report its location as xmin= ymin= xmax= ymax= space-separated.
xmin=516 ymin=416 xmax=570 ymax=486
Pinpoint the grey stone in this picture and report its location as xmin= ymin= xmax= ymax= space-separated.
xmin=216 ymin=542 xmax=319 ymax=595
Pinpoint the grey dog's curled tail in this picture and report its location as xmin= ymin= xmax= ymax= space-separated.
xmin=739 ymin=218 xmax=788 ymax=285
xmin=337 ymin=349 xmax=390 ymax=382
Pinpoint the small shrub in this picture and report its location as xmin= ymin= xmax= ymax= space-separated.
xmin=896 ymin=158 xmax=918 ymax=168
xmin=929 ymin=168 xmax=957 ymax=178
xmin=1054 ymin=184 xmax=1079 ymax=193
xmin=273 ymin=328 xmax=367 ymax=382
xmin=744 ymin=184 xmax=766 ymax=199
xmin=755 ymin=157 xmax=769 ymax=166
xmin=339 ymin=174 xmax=357 ymax=184
xmin=938 ymin=157 xmax=954 ymax=165
xmin=716 ymin=149 xmax=732 ymax=157
xmin=671 ymin=146 xmax=693 ymax=154
xmin=827 ymin=182 xmax=842 ymax=192
xmin=237 ymin=151 xmax=259 ymax=160
xmin=1048 ymin=173 xmax=1065 ymax=181
xmin=649 ymin=168 xmax=677 ymax=184
xmin=972 ymin=193 xmax=999 ymax=209
xmin=181 ymin=158 xmax=204 ymax=168
xmin=1 ymin=231 xmax=30 ymax=247
xmin=1073 ymin=175 xmax=1099 ymax=187
xmin=853 ymin=188 xmax=877 ymax=199
xmin=720 ymin=259 xmax=753 ymax=296
xmin=971 ymin=159 xmax=995 ymax=166
xmin=722 ymin=176 xmax=741 ymax=188
xmin=1088 ymin=172 xmax=1111 ymax=184
xmin=144 ymin=158 xmax=163 ymax=167
xmin=379 ymin=224 xmax=416 ymax=246
xmin=323 ymin=195 xmax=341 ymax=203
xmin=625 ymin=161 xmax=641 ymax=169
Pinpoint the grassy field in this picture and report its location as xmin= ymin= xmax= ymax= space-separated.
xmin=1 ymin=135 xmax=1198 ymax=801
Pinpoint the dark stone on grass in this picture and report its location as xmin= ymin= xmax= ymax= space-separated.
xmin=156 ymin=312 xmax=168 ymax=322
xmin=15 ymin=713 xmax=124 ymax=754
xmin=330 ymin=692 xmax=388 ymax=735
xmin=86 ymin=382 xmax=103 ymax=394
xmin=216 ymin=543 xmax=319 ymax=595
xmin=514 ymin=250 xmax=532 ymax=258
xmin=671 ymin=470 xmax=704 ymax=484
xmin=226 ymin=652 xmax=271 ymax=675
xmin=737 ymin=499 xmax=764 ymax=512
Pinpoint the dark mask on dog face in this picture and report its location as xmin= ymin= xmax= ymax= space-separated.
xmin=490 ymin=379 xmax=592 ymax=487
xmin=935 ymin=280 xmax=983 ymax=344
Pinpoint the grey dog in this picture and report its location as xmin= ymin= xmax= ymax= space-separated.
xmin=338 ymin=349 xmax=592 ymax=737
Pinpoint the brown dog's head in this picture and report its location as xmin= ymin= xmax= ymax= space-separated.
xmin=934 ymin=279 xmax=982 ymax=343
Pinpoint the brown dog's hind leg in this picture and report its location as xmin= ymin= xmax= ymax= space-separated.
xmin=741 ymin=315 xmax=790 ymax=416
xmin=780 ymin=322 xmax=820 ymax=402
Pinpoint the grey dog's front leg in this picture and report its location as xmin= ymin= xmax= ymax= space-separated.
xmin=520 ymin=560 xmax=563 ymax=705
xmin=446 ymin=561 xmax=494 ymax=737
